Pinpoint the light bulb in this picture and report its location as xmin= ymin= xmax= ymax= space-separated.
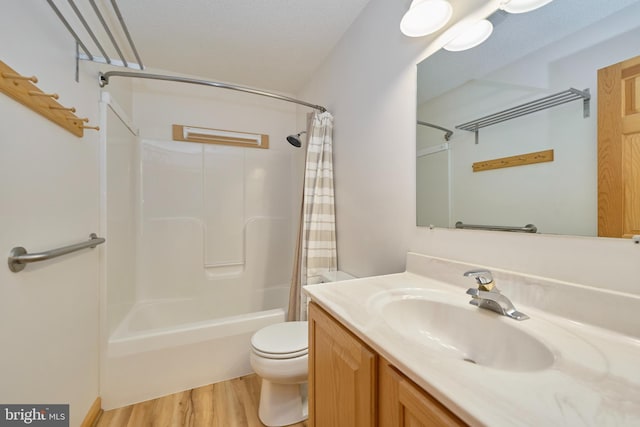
xmin=501 ymin=0 xmax=554 ymax=14
xmin=444 ymin=19 xmax=493 ymax=51
xmin=400 ymin=0 xmax=453 ymax=37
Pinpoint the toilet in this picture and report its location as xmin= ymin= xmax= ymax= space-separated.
xmin=250 ymin=321 xmax=309 ymax=427
xmin=250 ymin=270 xmax=355 ymax=427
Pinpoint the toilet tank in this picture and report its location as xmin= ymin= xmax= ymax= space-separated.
xmin=303 ymin=270 xmax=356 ymax=320
xmin=318 ymin=270 xmax=356 ymax=283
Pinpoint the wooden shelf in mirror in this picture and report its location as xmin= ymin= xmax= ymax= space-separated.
xmin=472 ymin=149 xmax=554 ymax=172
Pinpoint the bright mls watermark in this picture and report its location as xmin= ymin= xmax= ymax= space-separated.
xmin=0 ymin=405 xmax=68 ymax=426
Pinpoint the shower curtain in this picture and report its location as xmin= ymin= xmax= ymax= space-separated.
xmin=287 ymin=111 xmax=337 ymax=321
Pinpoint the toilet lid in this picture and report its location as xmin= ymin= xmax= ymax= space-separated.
xmin=251 ymin=321 xmax=308 ymax=357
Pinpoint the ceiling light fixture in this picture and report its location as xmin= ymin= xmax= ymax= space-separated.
xmin=443 ymin=19 xmax=494 ymax=51
xmin=400 ymin=0 xmax=453 ymax=37
xmin=500 ymin=0 xmax=554 ymax=14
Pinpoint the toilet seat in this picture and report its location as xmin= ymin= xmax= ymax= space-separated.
xmin=251 ymin=321 xmax=308 ymax=360
xmin=252 ymin=347 xmax=308 ymax=359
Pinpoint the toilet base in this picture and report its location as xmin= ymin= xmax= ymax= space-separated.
xmin=258 ymin=379 xmax=308 ymax=427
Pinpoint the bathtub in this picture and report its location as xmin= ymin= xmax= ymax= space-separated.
xmin=101 ymin=298 xmax=285 ymax=410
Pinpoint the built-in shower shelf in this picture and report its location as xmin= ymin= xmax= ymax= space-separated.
xmin=456 ymin=87 xmax=590 ymax=144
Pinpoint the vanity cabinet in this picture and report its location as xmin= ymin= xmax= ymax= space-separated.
xmin=308 ymin=301 xmax=376 ymax=427
xmin=308 ymin=302 xmax=467 ymax=427
xmin=378 ymin=359 xmax=467 ymax=427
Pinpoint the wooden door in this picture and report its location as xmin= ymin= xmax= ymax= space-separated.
xmin=308 ymin=302 xmax=376 ymax=427
xmin=598 ymin=55 xmax=640 ymax=237
xmin=378 ymin=359 xmax=467 ymax=427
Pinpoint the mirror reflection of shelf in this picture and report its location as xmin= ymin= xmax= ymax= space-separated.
xmin=456 ymin=88 xmax=590 ymax=144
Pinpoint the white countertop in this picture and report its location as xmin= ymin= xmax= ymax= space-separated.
xmin=303 ymin=254 xmax=640 ymax=427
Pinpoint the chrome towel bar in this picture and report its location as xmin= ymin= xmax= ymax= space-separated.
xmin=455 ymin=222 xmax=537 ymax=233
xmin=8 ymin=233 xmax=105 ymax=273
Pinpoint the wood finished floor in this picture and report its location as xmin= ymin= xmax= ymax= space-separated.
xmin=96 ymin=374 xmax=308 ymax=427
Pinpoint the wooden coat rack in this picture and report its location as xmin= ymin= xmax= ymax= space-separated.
xmin=0 ymin=60 xmax=99 ymax=137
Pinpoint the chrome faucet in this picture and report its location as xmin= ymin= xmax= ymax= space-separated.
xmin=463 ymin=269 xmax=529 ymax=321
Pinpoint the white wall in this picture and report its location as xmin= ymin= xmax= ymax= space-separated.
xmin=0 ymin=3 xmax=102 ymax=426
xmin=299 ymin=0 xmax=640 ymax=295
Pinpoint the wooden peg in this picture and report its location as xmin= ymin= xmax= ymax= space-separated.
xmin=83 ymin=125 xmax=100 ymax=131
xmin=1 ymin=60 xmax=82 ymax=137
xmin=49 ymin=105 xmax=76 ymax=113
xmin=2 ymin=72 xmax=38 ymax=83
xmin=66 ymin=116 xmax=89 ymax=123
xmin=28 ymin=91 xmax=59 ymax=100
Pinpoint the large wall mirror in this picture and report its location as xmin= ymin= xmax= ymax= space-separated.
xmin=416 ymin=0 xmax=640 ymax=236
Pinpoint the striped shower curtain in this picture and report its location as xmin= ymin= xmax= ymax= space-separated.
xmin=287 ymin=111 xmax=337 ymax=321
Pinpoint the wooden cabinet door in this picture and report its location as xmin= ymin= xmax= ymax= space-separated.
xmin=378 ymin=359 xmax=467 ymax=427
xmin=598 ymin=54 xmax=640 ymax=237
xmin=308 ymin=302 xmax=376 ymax=427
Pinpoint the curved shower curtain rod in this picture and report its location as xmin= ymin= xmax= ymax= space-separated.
xmin=417 ymin=120 xmax=453 ymax=141
xmin=98 ymin=71 xmax=327 ymax=112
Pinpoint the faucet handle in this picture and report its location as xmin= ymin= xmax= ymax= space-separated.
xmin=463 ymin=269 xmax=496 ymax=291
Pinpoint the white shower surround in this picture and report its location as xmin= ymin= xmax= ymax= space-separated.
xmin=100 ymin=87 xmax=301 ymax=408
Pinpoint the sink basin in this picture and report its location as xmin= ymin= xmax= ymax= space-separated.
xmin=371 ymin=290 xmax=554 ymax=371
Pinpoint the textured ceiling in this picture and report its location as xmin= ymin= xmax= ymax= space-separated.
xmin=115 ymin=0 xmax=372 ymax=94
xmin=47 ymin=0 xmax=372 ymax=94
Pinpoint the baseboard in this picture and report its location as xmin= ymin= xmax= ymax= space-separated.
xmin=81 ymin=397 xmax=103 ymax=427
